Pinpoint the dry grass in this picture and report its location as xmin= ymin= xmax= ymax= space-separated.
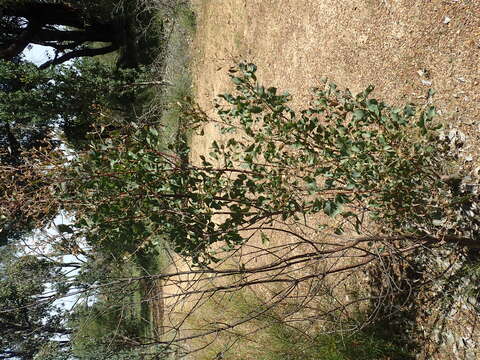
xmin=161 ymin=230 xmax=378 ymax=358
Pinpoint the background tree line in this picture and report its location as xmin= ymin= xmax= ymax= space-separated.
xmin=1 ymin=0 xmax=176 ymax=359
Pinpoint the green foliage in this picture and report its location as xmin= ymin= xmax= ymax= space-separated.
xmin=69 ymin=273 xmax=169 ymax=359
xmin=151 ymin=1 xmax=195 ymax=140
xmin=0 ymin=58 xmax=141 ymax=150
xmin=0 ymin=242 xmax=164 ymax=359
xmin=134 ymin=1 xmax=168 ymax=67
xmin=263 ymin=320 xmax=413 ymax=360
xmin=205 ymin=291 xmax=413 ymax=360
xmin=70 ymin=345 xmax=168 ymax=360
xmin=175 ymin=3 xmax=197 ymax=33
xmin=207 ymin=63 xmax=458 ymax=237
xmin=57 ymin=121 xmax=170 ymax=261
xmin=57 ymin=63 xmax=470 ymax=265
xmin=0 ymin=246 xmax=72 ymax=359
xmin=0 ymin=58 xmax=144 ymax=245
xmin=184 ymin=63 xmax=466 ymax=255
xmin=71 ymin=301 xmax=145 ymax=352
xmin=0 ymin=2 xmax=174 ymax=358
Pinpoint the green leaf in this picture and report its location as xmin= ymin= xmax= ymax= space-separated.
xmin=323 ymin=200 xmax=342 ymax=217
xmin=353 ymin=109 xmax=366 ymax=121
xmin=404 ymin=104 xmax=415 ymax=117
xmin=367 ymin=99 xmax=379 ymax=115
xmin=249 ymin=106 xmax=263 ymax=113
xmin=57 ymin=224 xmax=74 ymax=234
xmin=232 ymin=77 xmax=243 ymax=85
xmin=260 ymin=232 xmax=269 ymax=244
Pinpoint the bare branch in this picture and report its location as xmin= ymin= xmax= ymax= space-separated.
xmin=39 ymin=44 xmax=119 ymax=69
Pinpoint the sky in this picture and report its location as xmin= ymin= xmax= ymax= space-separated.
xmin=23 ymin=44 xmax=53 ymax=66
xmin=21 ymin=44 xmax=85 ymax=312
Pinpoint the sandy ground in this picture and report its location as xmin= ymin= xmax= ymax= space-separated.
xmin=191 ymin=0 xmax=479 ymax=161
xmin=170 ymin=0 xmax=480 ymax=358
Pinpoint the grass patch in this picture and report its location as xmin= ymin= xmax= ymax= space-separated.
xmin=179 ymin=289 xmax=415 ymax=360
xmin=175 ymin=4 xmax=197 ymax=34
xmin=263 ymin=320 xmax=414 ymax=360
xmin=131 ymin=1 xmax=196 ymax=144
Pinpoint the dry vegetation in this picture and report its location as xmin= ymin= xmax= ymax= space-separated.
xmin=157 ymin=1 xmax=480 ymax=359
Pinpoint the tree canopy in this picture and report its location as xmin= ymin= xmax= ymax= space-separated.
xmin=0 ymin=246 xmax=72 ymax=360
xmin=0 ymin=58 xmax=139 ymax=159
xmin=0 ymin=57 xmax=142 ymax=245
xmin=0 ymin=1 xmax=168 ymax=358
xmin=0 ymin=0 xmax=134 ymax=69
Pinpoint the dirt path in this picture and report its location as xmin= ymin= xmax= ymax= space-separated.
xmin=182 ymin=1 xmax=480 ymax=358
xmin=191 ymin=0 xmax=479 ymax=159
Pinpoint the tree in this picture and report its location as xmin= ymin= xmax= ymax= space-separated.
xmin=0 ymin=58 xmax=141 ymax=245
xmin=56 ymin=63 xmax=479 ymax=264
xmin=0 ymin=241 xmax=167 ymax=359
xmin=38 ymin=63 xmax=478 ymax=351
xmin=3 ymin=63 xmax=479 ymax=355
xmin=0 ymin=0 xmax=131 ymax=69
xmin=0 ymin=246 xmax=72 ymax=359
xmin=0 ymin=58 xmax=139 ymax=156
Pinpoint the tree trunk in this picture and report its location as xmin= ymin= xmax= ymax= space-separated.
xmin=1 ymin=2 xmax=121 ymax=64
xmin=2 ymin=2 xmax=86 ymax=28
xmin=0 ymin=19 xmax=42 ymax=60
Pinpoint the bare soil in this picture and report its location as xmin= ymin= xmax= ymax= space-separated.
xmin=191 ymin=0 xmax=480 ymax=161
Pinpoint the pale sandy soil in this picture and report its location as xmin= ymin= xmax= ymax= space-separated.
xmin=191 ymin=0 xmax=479 ymax=162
